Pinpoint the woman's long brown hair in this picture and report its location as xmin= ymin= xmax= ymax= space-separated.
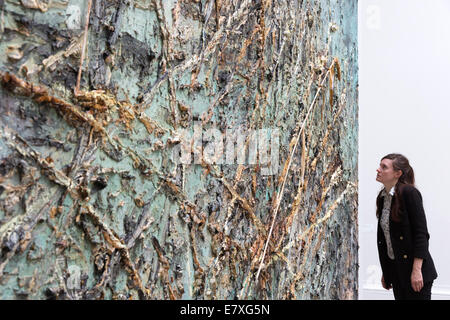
xmin=376 ymin=153 xmax=415 ymax=222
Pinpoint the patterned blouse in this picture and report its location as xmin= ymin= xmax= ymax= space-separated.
xmin=380 ymin=185 xmax=395 ymax=260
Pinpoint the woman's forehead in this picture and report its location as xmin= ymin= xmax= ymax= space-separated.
xmin=380 ymin=158 xmax=393 ymax=166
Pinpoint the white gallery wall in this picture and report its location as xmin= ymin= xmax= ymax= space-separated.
xmin=358 ymin=0 xmax=450 ymax=299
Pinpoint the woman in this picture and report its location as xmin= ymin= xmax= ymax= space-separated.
xmin=375 ymin=153 xmax=437 ymax=300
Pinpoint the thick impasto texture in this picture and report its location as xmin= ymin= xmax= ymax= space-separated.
xmin=0 ymin=0 xmax=357 ymax=299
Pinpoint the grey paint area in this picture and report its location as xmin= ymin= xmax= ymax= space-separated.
xmin=0 ymin=0 xmax=357 ymax=299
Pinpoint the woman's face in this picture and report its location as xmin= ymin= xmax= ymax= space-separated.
xmin=376 ymin=158 xmax=402 ymax=185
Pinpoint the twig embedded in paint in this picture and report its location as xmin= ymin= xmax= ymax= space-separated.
xmin=75 ymin=0 xmax=93 ymax=96
xmin=254 ymin=58 xmax=340 ymax=284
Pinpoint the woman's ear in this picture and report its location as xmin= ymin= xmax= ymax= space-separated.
xmin=395 ymin=170 xmax=403 ymax=179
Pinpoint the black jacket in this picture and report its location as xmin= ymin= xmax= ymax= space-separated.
xmin=377 ymin=184 xmax=438 ymax=288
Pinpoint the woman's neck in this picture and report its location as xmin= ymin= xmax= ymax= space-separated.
xmin=383 ymin=181 xmax=397 ymax=194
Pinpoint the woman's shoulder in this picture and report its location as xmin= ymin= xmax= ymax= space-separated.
xmin=401 ymin=184 xmax=417 ymax=192
xmin=400 ymin=184 xmax=422 ymax=200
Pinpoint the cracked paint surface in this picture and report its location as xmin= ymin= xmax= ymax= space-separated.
xmin=0 ymin=0 xmax=358 ymax=299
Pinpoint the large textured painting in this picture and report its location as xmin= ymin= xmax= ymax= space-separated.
xmin=0 ymin=0 xmax=358 ymax=299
